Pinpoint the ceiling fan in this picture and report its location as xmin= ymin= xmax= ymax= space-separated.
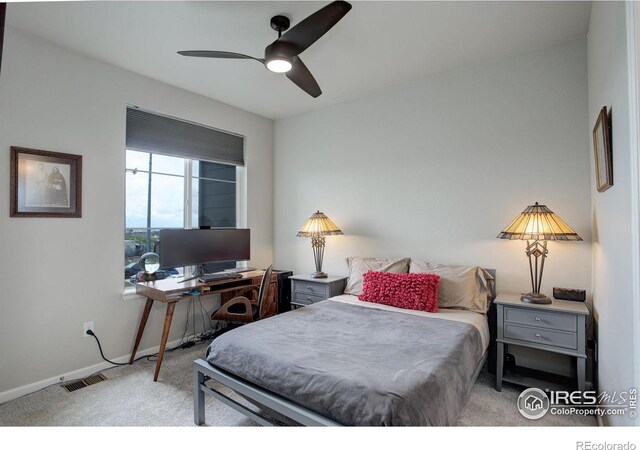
xmin=177 ymin=1 xmax=352 ymax=98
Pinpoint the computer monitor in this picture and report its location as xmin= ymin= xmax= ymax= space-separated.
xmin=159 ymin=229 xmax=250 ymax=269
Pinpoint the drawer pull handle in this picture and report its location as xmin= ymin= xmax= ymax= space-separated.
xmin=307 ymin=286 xmax=313 ymax=291
xmin=535 ymin=317 xmax=541 ymax=322
xmin=535 ymin=333 xmax=542 ymax=338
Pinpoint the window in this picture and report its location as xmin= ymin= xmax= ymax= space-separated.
xmin=123 ymin=107 xmax=245 ymax=289
xmin=124 ymin=150 xmax=239 ymax=287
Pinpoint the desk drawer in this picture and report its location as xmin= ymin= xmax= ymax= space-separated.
xmin=294 ymin=281 xmax=328 ymax=297
xmin=504 ymin=307 xmax=577 ymax=332
xmin=292 ymin=292 xmax=325 ymax=306
xmin=504 ymin=323 xmax=577 ymax=350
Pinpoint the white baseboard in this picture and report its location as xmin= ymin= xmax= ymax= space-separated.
xmin=0 ymin=337 xmax=185 ymax=405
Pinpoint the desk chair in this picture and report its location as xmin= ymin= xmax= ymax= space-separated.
xmin=211 ymin=265 xmax=273 ymax=324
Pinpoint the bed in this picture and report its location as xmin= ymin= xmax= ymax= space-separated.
xmin=194 ymin=268 xmax=495 ymax=426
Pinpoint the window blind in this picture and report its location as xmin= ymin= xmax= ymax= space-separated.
xmin=126 ymin=107 xmax=244 ymax=166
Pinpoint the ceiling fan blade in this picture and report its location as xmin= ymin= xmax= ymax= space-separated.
xmin=286 ymin=56 xmax=322 ymax=98
xmin=178 ymin=50 xmax=264 ymax=63
xmin=276 ymin=1 xmax=351 ymax=56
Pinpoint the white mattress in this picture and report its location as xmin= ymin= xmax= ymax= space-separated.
xmin=329 ymin=294 xmax=490 ymax=351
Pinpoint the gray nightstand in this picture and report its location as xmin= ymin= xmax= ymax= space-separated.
xmin=289 ymin=275 xmax=347 ymax=308
xmin=495 ymin=293 xmax=589 ymax=392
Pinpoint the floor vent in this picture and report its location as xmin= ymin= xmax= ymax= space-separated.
xmin=61 ymin=373 xmax=107 ymax=393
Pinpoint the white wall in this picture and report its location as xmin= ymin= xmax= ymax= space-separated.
xmin=588 ymin=1 xmax=638 ymax=427
xmin=0 ymin=28 xmax=273 ymax=399
xmin=274 ymin=39 xmax=591 ymax=302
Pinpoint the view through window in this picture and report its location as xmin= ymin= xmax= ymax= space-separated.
xmin=124 ymin=149 xmax=237 ymax=288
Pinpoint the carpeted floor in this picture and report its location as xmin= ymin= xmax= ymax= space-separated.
xmin=0 ymin=340 xmax=596 ymax=426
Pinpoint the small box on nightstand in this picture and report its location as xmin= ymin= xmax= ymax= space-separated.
xmin=552 ymin=287 xmax=586 ymax=302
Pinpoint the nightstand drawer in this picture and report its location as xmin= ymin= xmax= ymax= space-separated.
xmin=293 ymin=281 xmax=328 ymax=297
xmin=504 ymin=307 xmax=577 ymax=332
xmin=292 ymin=292 xmax=325 ymax=306
xmin=504 ymin=323 xmax=577 ymax=350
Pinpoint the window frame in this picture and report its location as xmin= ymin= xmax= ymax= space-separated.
xmin=123 ymin=149 xmax=246 ymax=296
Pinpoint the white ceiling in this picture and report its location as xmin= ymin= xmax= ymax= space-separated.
xmin=6 ymin=1 xmax=592 ymax=120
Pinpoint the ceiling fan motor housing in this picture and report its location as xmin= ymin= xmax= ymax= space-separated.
xmin=270 ymin=15 xmax=291 ymax=34
xmin=265 ymin=41 xmax=299 ymax=63
xmin=266 ymin=16 xmax=296 ymax=71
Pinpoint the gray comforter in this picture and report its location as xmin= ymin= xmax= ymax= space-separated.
xmin=206 ymin=300 xmax=484 ymax=426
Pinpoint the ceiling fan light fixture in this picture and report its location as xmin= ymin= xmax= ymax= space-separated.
xmin=266 ymin=58 xmax=293 ymax=73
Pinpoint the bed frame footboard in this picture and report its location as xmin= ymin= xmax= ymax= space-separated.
xmin=193 ymin=359 xmax=341 ymax=426
xmin=194 ymin=350 xmax=487 ymax=427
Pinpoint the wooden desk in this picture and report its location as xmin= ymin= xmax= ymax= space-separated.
xmin=130 ymin=270 xmax=277 ymax=381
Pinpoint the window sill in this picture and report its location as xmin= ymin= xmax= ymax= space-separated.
xmin=122 ymin=288 xmax=143 ymax=301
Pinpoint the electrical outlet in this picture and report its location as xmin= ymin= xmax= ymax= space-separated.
xmin=83 ymin=321 xmax=94 ymax=337
xmin=59 ymin=376 xmax=65 ymax=383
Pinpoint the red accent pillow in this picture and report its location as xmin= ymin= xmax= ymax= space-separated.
xmin=358 ymin=271 xmax=440 ymax=313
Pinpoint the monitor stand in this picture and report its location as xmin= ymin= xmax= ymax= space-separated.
xmin=178 ymin=265 xmax=206 ymax=283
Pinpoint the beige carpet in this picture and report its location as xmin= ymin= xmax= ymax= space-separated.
xmin=0 ymin=340 xmax=596 ymax=426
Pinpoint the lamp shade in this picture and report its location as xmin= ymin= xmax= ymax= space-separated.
xmin=297 ymin=211 xmax=343 ymax=237
xmin=497 ymin=202 xmax=582 ymax=241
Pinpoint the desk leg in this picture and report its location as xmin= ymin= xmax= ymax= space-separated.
xmin=153 ymin=302 xmax=176 ymax=382
xmin=130 ymin=297 xmax=154 ymax=364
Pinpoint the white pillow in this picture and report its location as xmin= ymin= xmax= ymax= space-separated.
xmin=344 ymin=257 xmax=411 ymax=296
xmin=409 ymin=260 xmax=493 ymax=313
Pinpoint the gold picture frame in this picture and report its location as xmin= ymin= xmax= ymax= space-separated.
xmin=593 ymin=106 xmax=613 ymax=193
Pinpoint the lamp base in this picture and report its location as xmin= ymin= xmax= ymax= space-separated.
xmin=311 ymin=271 xmax=328 ymax=279
xmin=521 ymin=292 xmax=552 ymax=304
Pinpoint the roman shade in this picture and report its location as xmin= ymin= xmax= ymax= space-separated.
xmin=126 ymin=107 xmax=244 ymax=166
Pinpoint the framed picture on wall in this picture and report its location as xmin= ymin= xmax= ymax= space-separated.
xmin=593 ymin=106 xmax=613 ymax=193
xmin=10 ymin=146 xmax=83 ymax=217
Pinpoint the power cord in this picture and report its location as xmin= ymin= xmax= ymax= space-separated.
xmin=169 ymin=298 xmax=221 ymax=350
xmin=28 ymin=328 xmax=219 ymax=400
xmin=86 ymin=330 xmax=129 ymax=366
xmin=87 ymin=329 xmax=171 ymax=365
xmin=88 ymin=326 xmax=219 ymax=366
xmin=87 ymin=301 xmax=222 ymax=366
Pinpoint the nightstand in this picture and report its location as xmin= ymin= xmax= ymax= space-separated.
xmin=289 ymin=275 xmax=347 ymax=308
xmin=495 ymin=293 xmax=589 ymax=392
